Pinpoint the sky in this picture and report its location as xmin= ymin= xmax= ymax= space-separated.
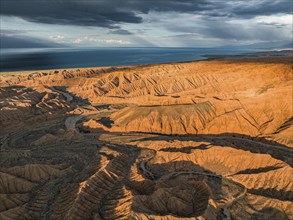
xmin=0 ymin=0 xmax=292 ymax=48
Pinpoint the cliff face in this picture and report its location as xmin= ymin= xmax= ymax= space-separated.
xmin=1 ymin=58 xmax=292 ymax=219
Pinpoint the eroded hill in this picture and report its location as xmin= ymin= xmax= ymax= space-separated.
xmin=0 ymin=58 xmax=292 ymax=219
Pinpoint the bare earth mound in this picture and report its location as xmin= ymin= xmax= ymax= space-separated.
xmin=0 ymin=58 xmax=292 ymax=219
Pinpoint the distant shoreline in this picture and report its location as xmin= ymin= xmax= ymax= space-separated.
xmin=203 ymin=49 xmax=292 ymax=60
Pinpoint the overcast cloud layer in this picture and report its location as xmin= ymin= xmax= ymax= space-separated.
xmin=0 ymin=0 xmax=292 ymax=47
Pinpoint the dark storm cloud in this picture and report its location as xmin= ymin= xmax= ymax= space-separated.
xmin=1 ymin=29 xmax=29 ymax=35
xmin=231 ymin=0 xmax=292 ymax=17
xmin=1 ymin=29 xmax=45 ymax=35
xmin=0 ymin=0 xmax=143 ymax=28
xmin=257 ymin=21 xmax=288 ymax=28
xmin=108 ymin=29 xmax=133 ymax=35
xmin=1 ymin=0 xmax=291 ymax=28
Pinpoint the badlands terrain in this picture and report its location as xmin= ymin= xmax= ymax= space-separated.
xmin=0 ymin=57 xmax=292 ymax=219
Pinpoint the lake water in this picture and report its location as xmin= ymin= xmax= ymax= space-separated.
xmin=0 ymin=47 xmax=260 ymax=72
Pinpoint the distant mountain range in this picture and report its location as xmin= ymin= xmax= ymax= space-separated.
xmin=217 ymin=41 xmax=293 ymax=50
xmin=0 ymin=35 xmax=63 ymax=48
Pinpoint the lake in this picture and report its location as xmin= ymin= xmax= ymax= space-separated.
xmin=0 ymin=47 xmax=261 ymax=72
